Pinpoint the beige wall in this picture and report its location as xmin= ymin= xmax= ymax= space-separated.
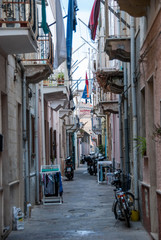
xmin=0 ymin=54 xmax=23 ymax=236
xmin=140 ymin=6 xmax=161 ymax=237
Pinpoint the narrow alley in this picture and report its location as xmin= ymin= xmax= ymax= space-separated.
xmin=7 ymin=165 xmax=150 ymax=240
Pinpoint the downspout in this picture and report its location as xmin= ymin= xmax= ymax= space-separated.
xmin=41 ymin=81 xmax=46 ymax=165
xmin=118 ymin=9 xmax=123 ymax=171
xmin=66 ymin=132 xmax=69 ymax=157
xmin=35 ymin=84 xmax=39 ymax=203
xmin=119 ymin=96 xmax=123 ymax=170
xmin=21 ymin=63 xmax=29 ymax=211
xmin=105 ymin=118 xmax=107 ymax=158
xmin=112 ymin=115 xmax=115 ymax=169
xmin=124 ymin=63 xmax=130 ymax=175
xmin=130 ymin=17 xmax=138 ymax=208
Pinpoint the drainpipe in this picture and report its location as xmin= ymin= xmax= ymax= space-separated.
xmin=22 ymin=65 xmax=29 ymax=210
xmin=41 ymin=81 xmax=46 ymax=165
xmin=124 ymin=63 xmax=130 ymax=175
xmin=117 ymin=9 xmax=123 ymax=171
xmin=119 ymin=96 xmax=123 ymax=170
xmin=35 ymin=84 xmax=39 ymax=203
xmin=130 ymin=17 xmax=138 ymax=208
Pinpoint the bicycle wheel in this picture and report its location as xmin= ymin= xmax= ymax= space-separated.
xmin=124 ymin=208 xmax=131 ymax=228
xmin=114 ymin=200 xmax=124 ymax=221
xmin=125 ymin=192 xmax=135 ymax=210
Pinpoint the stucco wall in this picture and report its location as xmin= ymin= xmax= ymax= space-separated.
xmin=140 ymin=8 xmax=161 ymax=237
xmin=0 ymin=54 xmax=23 ymax=235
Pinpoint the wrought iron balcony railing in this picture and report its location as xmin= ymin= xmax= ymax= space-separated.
xmin=0 ymin=0 xmax=37 ymax=30
xmin=22 ymin=26 xmax=54 ymax=83
xmin=0 ymin=0 xmax=38 ymax=54
xmin=23 ymin=29 xmax=53 ymax=67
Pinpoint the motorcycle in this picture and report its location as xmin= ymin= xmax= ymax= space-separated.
xmin=64 ymin=156 xmax=74 ymax=180
xmin=80 ymin=154 xmax=85 ymax=164
xmin=85 ymin=153 xmax=98 ymax=176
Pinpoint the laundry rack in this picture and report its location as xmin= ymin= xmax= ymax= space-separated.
xmin=40 ymin=165 xmax=63 ymax=205
xmin=97 ymin=161 xmax=112 ymax=184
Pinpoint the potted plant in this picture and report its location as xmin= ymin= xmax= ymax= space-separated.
xmin=56 ymin=72 xmax=64 ymax=86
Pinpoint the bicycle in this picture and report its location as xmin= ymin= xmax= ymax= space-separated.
xmin=111 ymin=169 xmax=135 ymax=227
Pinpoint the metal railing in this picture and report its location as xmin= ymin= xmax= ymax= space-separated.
xmin=22 ymin=28 xmax=54 ymax=68
xmin=108 ymin=4 xmax=130 ymax=38
xmin=0 ymin=0 xmax=36 ymax=31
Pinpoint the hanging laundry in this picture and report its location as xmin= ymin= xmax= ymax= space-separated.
xmin=66 ymin=0 xmax=79 ymax=77
xmin=88 ymin=0 xmax=100 ymax=41
xmin=41 ymin=0 xmax=50 ymax=34
xmin=58 ymin=172 xmax=63 ymax=196
xmin=48 ymin=0 xmax=67 ymax=69
xmin=44 ymin=174 xmax=55 ymax=196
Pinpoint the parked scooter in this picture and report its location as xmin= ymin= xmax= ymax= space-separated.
xmin=80 ymin=154 xmax=85 ymax=164
xmin=86 ymin=156 xmax=94 ymax=175
xmin=93 ymin=157 xmax=98 ymax=176
xmin=64 ymin=156 xmax=74 ymax=180
xmin=85 ymin=153 xmax=98 ymax=176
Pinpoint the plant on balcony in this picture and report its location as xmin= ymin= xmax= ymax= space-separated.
xmin=56 ymin=72 xmax=64 ymax=86
xmin=134 ymin=136 xmax=146 ymax=157
xmin=152 ymin=124 xmax=161 ymax=142
xmin=98 ymin=144 xmax=105 ymax=155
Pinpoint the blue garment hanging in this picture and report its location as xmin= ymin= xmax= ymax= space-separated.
xmin=58 ymin=172 xmax=63 ymax=196
xmin=66 ymin=0 xmax=78 ymax=77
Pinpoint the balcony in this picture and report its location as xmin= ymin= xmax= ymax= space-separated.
xmin=114 ymin=0 xmax=150 ymax=17
xmin=105 ymin=37 xmax=130 ymax=62
xmin=96 ymin=69 xmax=124 ymax=94
xmin=93 ymin=106 xmax=105 ymax=118
xmin=99 ymin=100 xmax=119 ymax=114
xmin=92 ymin=125 xmax=102 ymax=135
xmin=0 ymin=0 xmax=37 ymax=54
xmin=59 ymin=109 xmax=72 ymax=119
xmin=43 ymin=79 xmax=70 ymax=111
xmin=23 ymin=31 xmax=53 ymax=84
xmin=66 ymin=123 xmax=77 ymax=133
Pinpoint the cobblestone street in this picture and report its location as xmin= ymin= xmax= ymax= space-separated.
xmin=7 ymin=165 xmax=151 ymax=240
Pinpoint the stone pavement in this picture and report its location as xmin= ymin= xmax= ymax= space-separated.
xmin=7 ymin=165 xmax=151 ymax=240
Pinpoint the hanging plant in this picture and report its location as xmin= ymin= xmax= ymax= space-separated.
xmin=98 ymin=144 xmax=105 ymax=155
xmin=152 ymin=124 xmax=161 ymax=142
xmin=134 ymin=136 xmax=146 ymax=157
